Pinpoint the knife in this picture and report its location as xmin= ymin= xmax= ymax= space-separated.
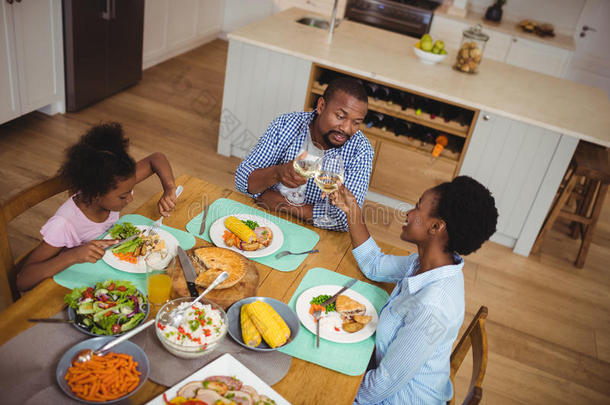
xmin=198 ymin=203 xmax=210 ymax=235
xmin=105 ymin=234 xmax=140 ymax=250
xmin=28 ymin=318 xmax=74 ymax=323
xmin=321 ymin=279 xmax=357 ymax=306
xmin=177 ymin=246 xmax=200 ymax=298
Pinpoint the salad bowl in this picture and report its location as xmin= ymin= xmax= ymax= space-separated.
xmin=65 ymin=279 xmax=149 ymax=336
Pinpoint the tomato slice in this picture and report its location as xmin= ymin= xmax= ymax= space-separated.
xmin=117 ymin=286 xmax=127 ymax=292
xmin=111 ymin=324 xmax=121 ymax=334
xmin=107 ymin=283 xmax=115 ymax=291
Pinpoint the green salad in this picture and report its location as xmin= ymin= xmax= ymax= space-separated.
xmin=64 ymin=280 xmax=147 ymax=335
xmin=108 ymin=222 xmax=140 ymax=239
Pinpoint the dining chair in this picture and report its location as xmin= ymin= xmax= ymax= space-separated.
xmin=0 ymin=176 xmax=67 ymax=309
xmin=448 ymin=306 xmax=488 ymax=405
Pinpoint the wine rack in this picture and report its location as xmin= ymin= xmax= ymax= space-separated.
xmin=305 ymin=64 xmax=479 ymax=204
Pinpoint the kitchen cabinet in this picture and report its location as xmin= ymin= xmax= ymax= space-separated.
xmin=143 ymin=0 xmax=224 ymax=69
xmin=505 ymin=36 xmax=572 ymax=78
xmin=459 ymin=111 xmax=577 ymax=249
xmin=430 ymin=15 xmax=572 ymax=78
xmin=273 ymin=0 xmax=347 ymax=18
xmin=0 ymin=0 xmax=64 ymax=125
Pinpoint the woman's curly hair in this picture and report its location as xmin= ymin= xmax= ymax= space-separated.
xmin=432 ymin=176 xmax=498 ymax=255
xmin=59 ymin=123 xmax=136 ymax=204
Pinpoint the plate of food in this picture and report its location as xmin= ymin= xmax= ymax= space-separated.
xmin=102 ymin=222 xmax=179 ymax=273
xmin=209 ymin=214 xmax=284 ymax=258
xmin=56 ymin=336 xmax=149 ymax=404
xmin=145 ymin=352 xmax=289 ymax=405
xmin=295 ymin=285 xmax=378 ymax=344
xmin=226 ymin=296 xmax=300 ymax=352
xmin=65 ymin=280 xmax=149 ymax=336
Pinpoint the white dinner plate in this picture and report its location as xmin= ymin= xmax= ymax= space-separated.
xmin=145 ymin=353 xmax=290 ymax=405
xmin=102 ymin=225 xmax=179 ymax=273
xmin=295 ymin=284 xmax=379 ymax=344
xmin=209 ymin=214 xmax=284 ymax=258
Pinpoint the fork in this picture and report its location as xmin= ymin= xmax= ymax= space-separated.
xmin=313 ymin=309 xmax=322 ymax=348
xmin=148 ymin=185 xmax=183 ymax=235
xmin=275 ymin=249 xmax=319 ymax=259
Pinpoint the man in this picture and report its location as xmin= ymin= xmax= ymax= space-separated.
xmin=234 ymin=77 xmax=373 ymax=231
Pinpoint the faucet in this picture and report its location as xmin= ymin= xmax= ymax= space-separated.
xmin=327 ymin=0 xmax=339 ymax=44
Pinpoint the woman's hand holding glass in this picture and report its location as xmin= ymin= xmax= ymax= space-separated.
xmin=313 ymin=152 xmax=344 ymax=228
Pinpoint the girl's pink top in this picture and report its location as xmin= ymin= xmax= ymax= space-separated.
xmin=40 ymin=196 xmax=119 ymax=248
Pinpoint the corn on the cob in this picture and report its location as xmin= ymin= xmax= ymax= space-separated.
xmin=246 ymin=300 xmax=290 ymax=348
xmin=224 ymin=216 xmax=257 ymax=243
xmin=240 ymin=304 xmax=262 ymax=347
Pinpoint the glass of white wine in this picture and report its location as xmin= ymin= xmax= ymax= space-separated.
xmin=279 ymin=132 xmax=323 ymax=206
xmin=313 ymin=152 xmax=344 ymax=228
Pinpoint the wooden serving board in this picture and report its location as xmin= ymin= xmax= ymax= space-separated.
xmin=171 ymin=247 xmax=259 ymax=310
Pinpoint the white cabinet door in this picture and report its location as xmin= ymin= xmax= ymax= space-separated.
xmin=429 ymin=15 xmax=467 ymax=52
xmin=505 ymin=37 xmax=573 ymax=78
xmin=484 ymin=29 xmax=511 ymax=62
xmin=11 ymin=0 xmax=61 ymax=112
xmin=459 ymin=112 xmax=562 ymax=244
xmin=0 ymin=2 xmax=20 ymax=123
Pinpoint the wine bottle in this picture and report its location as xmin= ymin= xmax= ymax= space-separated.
xmin=318 ymin=70 xmax=337 ymax=85
xmin=364 ymin=112 xmax=384 ymax=128
xmin=363 ymin=82 xmax=378 ymax=98
xmin=373 ymin=85 xmax=391 ymax=102
xmin=394 ymin=118 xmax=411 ymax=137
xmin=380 ymin=114 xmax=395 ymax=132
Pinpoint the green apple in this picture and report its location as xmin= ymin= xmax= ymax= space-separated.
xmin=421 ymin=39 xmax=433 ymax=52
xmin=421 ymin=34 xmax=432 ymax=42
xmin=433 ymin=40 xmax=445 ymax=51
xmin=432 ymin=47 xmax=441 ymax=54
xmin=440 ymin=49 xmax=448 ymax=55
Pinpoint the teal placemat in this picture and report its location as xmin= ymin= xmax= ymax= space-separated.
xmin=278 ymin=268 xmax=389 ymax=376
xmin=185 ymin=198 xmax=320 ymax=272
xmin=53 ymin=214 xmax=196 ymax=292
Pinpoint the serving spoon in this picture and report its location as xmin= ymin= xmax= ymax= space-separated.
xmin=72 ymin=318 xmax=155 ymax=365
xmin=167 ymin=271 xmax=229 ymax=328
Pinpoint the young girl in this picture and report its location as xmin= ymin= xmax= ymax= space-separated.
xmin=17 ymin=123 xmax=178 ymax=292
xmin=329 ymin=176 xmax=498 ymax=405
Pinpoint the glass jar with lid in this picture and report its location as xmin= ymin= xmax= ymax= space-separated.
xmin=454 ymin=24 xmax=490 ymax=74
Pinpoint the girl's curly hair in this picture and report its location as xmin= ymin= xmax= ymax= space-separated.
xmin=59 ymin=123 xmax=135 ymax=204
xmin=432 ymin=176 xmax=498 ymax=255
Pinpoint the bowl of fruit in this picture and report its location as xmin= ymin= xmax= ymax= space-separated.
xmin=413 ymin=34 xmax=447 ymax=65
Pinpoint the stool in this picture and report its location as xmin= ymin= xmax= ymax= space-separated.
xmin=532 ymin=141 xmax=609 ymax=268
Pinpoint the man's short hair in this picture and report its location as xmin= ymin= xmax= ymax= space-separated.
xmin=322 ymin=77 xmax=368 ymax=105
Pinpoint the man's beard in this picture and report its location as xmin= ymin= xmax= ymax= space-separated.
xmin=323 ymin=130 xmax=348 ymax=147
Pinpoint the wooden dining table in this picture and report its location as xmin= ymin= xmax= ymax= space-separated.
xmin=0 ymin=174 xmax=401 ymax=404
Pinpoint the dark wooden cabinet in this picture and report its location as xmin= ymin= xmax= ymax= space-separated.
xmin=63 ymin=0 xmax=144 ymax=111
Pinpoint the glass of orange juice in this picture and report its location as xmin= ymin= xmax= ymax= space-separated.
xmin=145 ymin=252 xmax=176 ymax=307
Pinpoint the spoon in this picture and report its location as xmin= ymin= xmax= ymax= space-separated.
xmin=72 ymin=318 xmax=155 ymax=365
xmin=168 ymin=271 xmax=229 ymax=328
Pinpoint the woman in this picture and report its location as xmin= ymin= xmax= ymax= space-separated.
xmin=329 ymin=176 xmax=498 ymax=404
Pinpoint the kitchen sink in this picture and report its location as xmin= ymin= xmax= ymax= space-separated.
xmin=296 ymin=17 xmax=334 ymax=29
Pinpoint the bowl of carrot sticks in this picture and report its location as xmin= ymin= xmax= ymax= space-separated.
xmin=56 ymin=336 xmax=149 ymax=403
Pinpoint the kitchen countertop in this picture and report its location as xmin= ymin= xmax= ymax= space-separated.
xmin=228 ymin=8 xmax=609 ymax=147
xmin=435 ymin=4 xmax=576 ymax=51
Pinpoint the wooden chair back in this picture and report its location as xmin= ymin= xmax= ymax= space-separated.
xmin=0 ymin=176 xmax=67 ymax=307
xmin=448 ymin=306 xmax=488 ymax=405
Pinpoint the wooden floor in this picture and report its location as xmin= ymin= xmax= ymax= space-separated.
xmin=1 ymin=39 xmax=608 ymax=404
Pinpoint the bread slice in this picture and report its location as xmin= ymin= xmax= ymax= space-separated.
xmin=192 ymin=247 xmax=246 ymax=289
xmin=336 ymin=295 xmax=366 ymax=318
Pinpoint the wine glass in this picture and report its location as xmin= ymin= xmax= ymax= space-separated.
xmin=279 ymin=132 xmax=324 ymax=206
xmin=313 ymin=152 xmax=344 ymax=228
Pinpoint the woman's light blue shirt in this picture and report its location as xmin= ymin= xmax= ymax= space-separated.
xmin=353 ymin=237 xmax=465 ymax=405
